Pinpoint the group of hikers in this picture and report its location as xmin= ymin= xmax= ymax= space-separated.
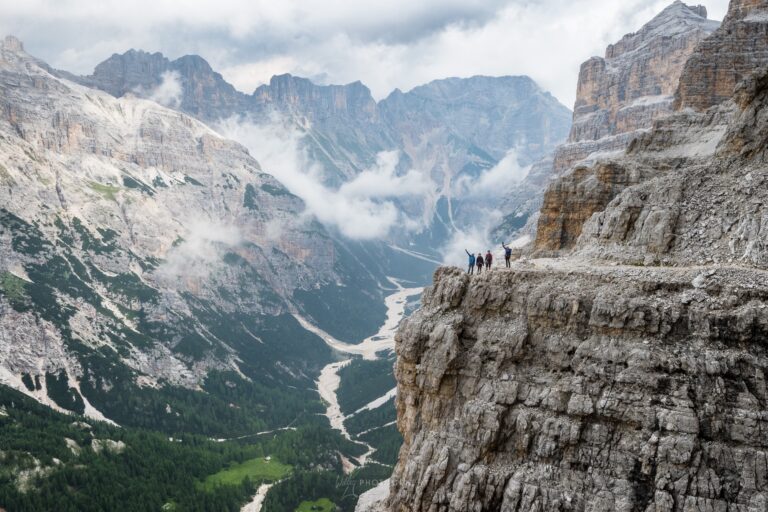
xmin=465 ymin=243 xmax=514 ymax=274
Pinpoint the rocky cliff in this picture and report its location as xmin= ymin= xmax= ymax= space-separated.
xmin=0 ymin=35 xmax=392 ymax=428
xmin=364 ymin=0 xmax=768 ymax=510
xmin=676 ymin=0 xmax=768 ymax=111
xmin=496 ymin=2 xmax=718 ymax=248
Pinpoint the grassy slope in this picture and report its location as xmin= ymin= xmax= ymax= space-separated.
xmin=200 ymin=457 xmax=292 ymax=490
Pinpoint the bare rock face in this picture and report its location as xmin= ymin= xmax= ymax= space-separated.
xmin=675 ymin=0 xmax=768 ymax=111
xmin=577 ymin=68 xmax=768 ymax=267
xmin=387 ymin=264 xmax=768 ymax=511
xmin=569 ymin=2 xmax=717 ymax=145
xmin=499 ymin=2 xmax=718 ymax=246
xmin=0 ymin=38 xmax=382 ymax=421
xmin=373 ymin=1 xmax=768 ymax=511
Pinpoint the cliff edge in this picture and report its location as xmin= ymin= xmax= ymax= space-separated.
xmin=364 ymin=0 xmax=768 ymax=510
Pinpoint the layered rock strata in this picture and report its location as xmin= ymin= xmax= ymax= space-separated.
xmin=675 ymin=0 xmax=768 ymax=111
xmin=387 ymin=263 xmax=768 ymax=511
xmin=497 ymin=2 xmax=717 ymax=243
xmin=368 ymin=1 xmax=768 ymax=511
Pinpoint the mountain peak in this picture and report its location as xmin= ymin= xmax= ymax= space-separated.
xmin=1 ymin=35 xmax=24 ymax=52
xmin=605 ymin=1 xmax=718 ymax=59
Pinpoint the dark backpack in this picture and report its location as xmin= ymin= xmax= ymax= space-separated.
xmin=505 ymin=247 xmax=512 ymax=257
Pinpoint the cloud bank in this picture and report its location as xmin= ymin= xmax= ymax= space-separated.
xmin=158 ymin=219 xmax=242 ymax=280
xmin=216 ymin=116 xmax=433 ymax=240
xmin=147 ymin=70 xmax=183 ymax=108
xmin=1 ymin=0 xmax=730 ymax=107
xmin=453 ymin=149 xmax=530 ymax=199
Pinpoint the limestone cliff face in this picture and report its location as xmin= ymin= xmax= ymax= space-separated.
xmin=536 ymin=0 xmax=768 ymax=258
xmin=675 ymin=0 xmax=768 ymax=111
xmin=0 ymin=36 xmax=388 ymax=421
xmin=386 ymin=264 xmax=768 ymax=511
xmin=497 ymin=2 xmax=717 ymax=245
xmin=365 ymin=1 xmax=768 ymax=511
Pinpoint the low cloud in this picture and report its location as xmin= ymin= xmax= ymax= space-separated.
xmin=2 ymin=1 xmax=730 ymax=108
xmin=157 ymin=219 xmax=242 ymax=280
xmin=146 ymin=70 xmax=183 ymax=108
xmin=453 ymin=149 xmax=530 ymax=199
xmin=216 ymin=115 xmax=434 ymax=240
xmin=440 ymin=218 xmax=532 ymax=269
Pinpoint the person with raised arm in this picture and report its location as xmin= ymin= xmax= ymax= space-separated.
xmin=502 ymin=242 xmax=513 ymax=268
xmin=465 ymin=249 xmax=476 ymax=274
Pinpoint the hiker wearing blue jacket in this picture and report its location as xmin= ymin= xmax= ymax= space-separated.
xmin=502 ymin=242 xmax=513 ymax=268
xmin=465 ymin=249 xmax=475 ymax=274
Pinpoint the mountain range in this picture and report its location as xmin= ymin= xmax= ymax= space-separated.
xmin=55 ymin=49 xmax=572 ymax=251
xmin=0 ymin=1 xmax=747 ymax=510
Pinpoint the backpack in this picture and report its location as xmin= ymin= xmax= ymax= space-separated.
xmin=505 ymin=247 xmax=512 ymax=257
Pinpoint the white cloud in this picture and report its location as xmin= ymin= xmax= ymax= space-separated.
xmin=2 ymin=0 xmax=731 ymax=107
xmin=158 ymin=219 xmax=241 ymax=280
xmin=454 ymin=149 xmax=530 ymax=199
xmin=439 ymin=210 xmax=531 ymax=268
xmin=147 ymin=70 xmax=183 ymax=108
xmin=216 ymin=116 xmax=434 ymax=240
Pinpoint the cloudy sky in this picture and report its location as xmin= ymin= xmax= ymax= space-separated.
xmin=2 ymin=0 xmax=728 ymax=108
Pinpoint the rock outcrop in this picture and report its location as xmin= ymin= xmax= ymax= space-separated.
xmin=370 ymin=1 xmax=768 ymax=511
xmin=387 ymin=262 xmax=768 ymax=511
xmin=497 ymin=2 xmax=718 ymax=245
xmin=675 ymin=0 xmax=768 ymax=111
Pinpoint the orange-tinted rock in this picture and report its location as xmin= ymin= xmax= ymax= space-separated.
xmin=535 ymin=2 xmax=718 ymax=252
xmin=675 ymin=0 xmax=768 ymax=111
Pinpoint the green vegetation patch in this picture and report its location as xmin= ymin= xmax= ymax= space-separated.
xmin=122 ymin=176 xmax=155 ymax=195
xmin=89 ymin=181 xmax=121 ymax=201
xmin=243 ymin=183 xmax=259 ymax=210
xmin=336 ymin=357 xmax=395 ymax=415
xmin=0 ymin=271 xmax=27 ymax=303
xmin=184 ymin=175 xmax=204 ymax=187
xmin=45 ymin=371 xmax=85 ymax=415
xmin=72 ymin=217 xmax=117 ymax=254
xmin=200 ymin=457 xmax=291 ymax=491
xmin=296 ymin=497 xmax=336 ymax=512
xmin=260 ymin=182 xmax=294 ymax=197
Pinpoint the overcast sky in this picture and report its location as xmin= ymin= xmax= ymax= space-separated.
xmin=2 ymin=0 xmax=728 ymax=108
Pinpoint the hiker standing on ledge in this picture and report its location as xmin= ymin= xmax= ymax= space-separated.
xmin=485 ymin=250 xmax=493 ymax=270
xmin=465 ymin=249 xmax=475 ymax=275
xmin=502 ymin=242 xmax=513 ymax=268
xmin=476 ymin=252 xmax=484 ymax=274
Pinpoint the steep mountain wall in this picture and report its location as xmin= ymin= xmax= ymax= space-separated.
xmin=676 ymin=0 xmax=768 ymax=111
xmin=366 ymin=1 xmax=768 ymax=511
xmin=532 ymin=2 xmax=719 ymax=253
xmin=496 ymin=2 xmax=718 ymax=244
xmin=387 ymin=262 xmax=768 ymax=511
xmin=0 ymin=36 xmax=389 ymax=426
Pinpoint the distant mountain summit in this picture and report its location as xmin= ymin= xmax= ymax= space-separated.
xmin=0 ymin=36 xmax=404 ymax=428
xmin=63 ymin=51 xmax=572 ymax=251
